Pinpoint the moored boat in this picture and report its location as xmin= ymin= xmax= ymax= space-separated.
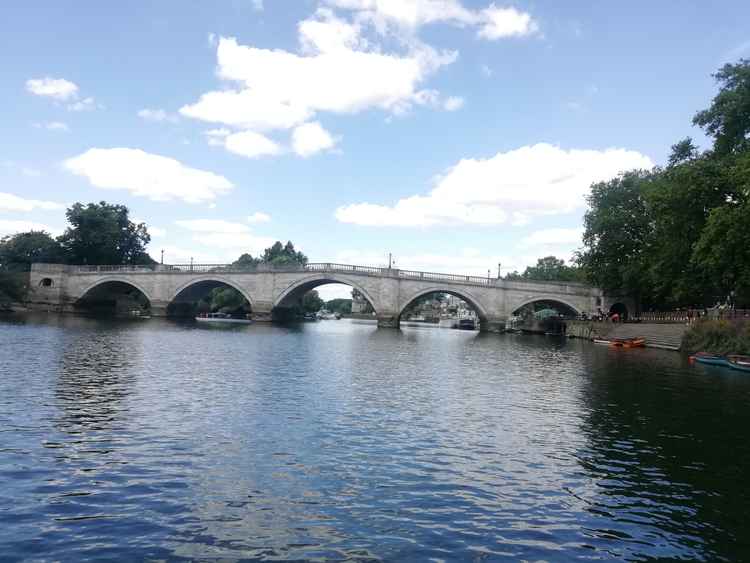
xmin=690 ymin=352 xmax=731 ymax=367
xmin=196 ymin=312 xmax=252 ymax=324
xmin=610 ymin=337 xmax=645 ymax=348
xmin=727 ymin=355 xmax=750 ymax=373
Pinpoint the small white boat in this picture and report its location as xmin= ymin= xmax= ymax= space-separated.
xmin=196 ymin=312 xmax=252 ymax=324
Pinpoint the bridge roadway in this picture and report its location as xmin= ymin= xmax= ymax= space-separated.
xmin=28 ymin=262 xmax=624 ymax=332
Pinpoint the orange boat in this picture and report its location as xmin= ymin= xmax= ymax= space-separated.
xmin=610 ymin=337 xmax=645 ymax=348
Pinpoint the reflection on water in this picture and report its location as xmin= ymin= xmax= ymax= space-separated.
xmin=1 ymin=314 xmax=750 ymax=560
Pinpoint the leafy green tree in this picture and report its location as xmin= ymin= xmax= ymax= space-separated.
xmin=326 ymin=298 xmax=352 ymax=314
xmin=58 ymin=202 xmax=154 ymax=265
xmin=520 ymin=256 xmax=584 ymax=282
xmin=302 ymin=290 xmax=324 ymax=313
xmin=693 ymin=59 xmax=750 ymax=155
xmin=693 ymin=200 xmax=750 ymax=306
xmin=261 ymin=241 xmax=308 ymax=266
xmin=0 ymin=231 xmax=63 ymax=269
xmin=231 ymin=253 xmax=260 ymax=269
xmin=577 ymin=171 xmax=654 ymax=297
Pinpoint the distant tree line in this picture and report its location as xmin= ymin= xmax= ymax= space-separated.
xmin=576 ymin=59 xmax=750 ymax=309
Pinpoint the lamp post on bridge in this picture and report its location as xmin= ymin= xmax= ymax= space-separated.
xmin=160 ymin=249 xmax=164 ymax=265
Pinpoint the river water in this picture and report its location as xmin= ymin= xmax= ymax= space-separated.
xmin=1 ymin=315 xmax=749 ymax=561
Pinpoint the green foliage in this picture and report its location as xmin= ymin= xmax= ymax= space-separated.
xmin=325 ymin=298 xmax=352 ymax=314
xmin=693 ymin=59 xmax=750 ymax=156
xmin=0 ymin=272 xmax=28 ymax=305
xmin=302 ymin=290 xmax=324 ymax=313
xmin=231 ymin=241 xmax=308 ymax=269
xmin=205 ymin=287 xmax=249 ymax=313
xmin=682 ymin=319 xmax=750 ymax=355
xmin=0 ymin=231 xmax=63 ymax=269
xmin=578 ymin=59 xmax=750 ymax=308
xmin=519 ymin=256 xmax=584 ymax=282
xmin=58 ymin=202 xmax=154 ymax=265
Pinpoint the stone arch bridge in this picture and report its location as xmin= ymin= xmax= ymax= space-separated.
xmin=28 ymin=262 xmax=627 ymax=332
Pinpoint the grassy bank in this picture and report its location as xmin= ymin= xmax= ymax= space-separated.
xmin=682 ymin=319 xmax=750 ymax=355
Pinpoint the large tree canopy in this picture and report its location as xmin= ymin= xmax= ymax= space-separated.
xmin=58 ymin=202 xmax=154 ymax=265
xmin=232 ymin=241 xmax=308 ymax=269
xmin=0 ymin=231 xmax=63 ymax=269
xmin=693 ymin=59 xmax=750 ymax=156
xmin=578 ymin=59 xmax=750 ymax=308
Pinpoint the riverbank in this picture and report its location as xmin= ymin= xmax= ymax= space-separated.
xmin=682 ymin=319 xmax=750 ymax=355
xmin=567 ymin=320 xmax=687 ymax=351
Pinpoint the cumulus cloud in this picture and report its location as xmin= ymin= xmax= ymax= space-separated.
xmin=478 ymin=5 xmax=539 ymax=39
xmin=224 ymin=131 xmax=283 ymax=158
xmin=0 ymin=192 xmax=64 ymax=212
xmin=63 ymin=148 xmax=234 ymax=204
xmin=520 ymin=227 xmax=584 ymax=247
xmin=292 ymin=121 xmax=337 ymax=157
xmin=137 ymin=108 xmax=179 ymax=123
xmin=443 ymin=96 xmax=464 ymax=111
xmin=25 ymin=77 xmax=79 ymax=100
xmin=180 ymin=8 xmax=458 ymax=157
xmin=247 ymin=212 xmax=271 ymax=224
xmin=336 ymin=143 xmax=653 ymax=227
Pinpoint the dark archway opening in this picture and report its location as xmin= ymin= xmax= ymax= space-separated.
xmin=40 ymin=277 xmax=54 ymax=287
xmin=274 ymin=281 xmax=377 ymax=323
xmin=511 ymin=300 xmax=579 ymax=335
xmin=608 ymin=302 xmax=629 ymax=321
xmin=75 ymin=281 xmax=150 ymax=317
xmin=168 ymin=281 xmax=252 ymax=319
xmin=399 ymin=291 xmax=483 ymax=331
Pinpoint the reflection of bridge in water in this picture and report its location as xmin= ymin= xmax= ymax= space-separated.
xmin=29 ymin=262 xmax=631 ymax=332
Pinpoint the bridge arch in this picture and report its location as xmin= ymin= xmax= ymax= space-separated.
xmin=398 ymin=286 xmax=490 ymax=323
xmin=511 ymin=296 xmax=581 ymax=317
xmin=170 ymin=276 xmax=255 ymax=309
xmin=77 ymin=277 xmax=154 ymax=304
xmin=273 ymin=273 xmax=380 ymax=312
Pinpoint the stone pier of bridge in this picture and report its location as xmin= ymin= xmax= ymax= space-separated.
xmin=26 ymin=263 xmax=629 ymax=333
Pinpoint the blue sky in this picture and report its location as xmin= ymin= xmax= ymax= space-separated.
xmin=2 ymin=0 xmax=749 ymax=299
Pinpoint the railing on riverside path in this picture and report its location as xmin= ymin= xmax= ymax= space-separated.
xmin=66 ymin=262 xmax=498 ymax=287
xmin=629 ymin=309 xmax=750 ymax=324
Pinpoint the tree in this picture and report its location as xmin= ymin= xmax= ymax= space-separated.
xmin=693 ymin=59 xmax=750 ymax=155
xmin=0 ymin=231 xmax=63 ymax=269
xmin=231 ymin=253 xmax=260 ymax=269
xmin=693 ymin=200 xmax=750 ymax=306
xmin=577 ymin=171 xmax=654 ymax=298
xmin=261 ymin=241 xmax=308 ymax=267
xmin=668 ymin=137 xmax=699 ymax=167
xmin=521 ymin=256 xmax=583 ymax=282
xmin=302 ymin=290 xmax=324 ymax=312
xmin=58 ymin=202 xmax=154 ymax=265
xmin=326 ymin=298 xmax=352 ymax=314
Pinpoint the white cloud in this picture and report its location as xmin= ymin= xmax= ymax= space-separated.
xmin=520 ymin=228 xmax=584 ymax=247
xmin=480 ymin=64 xmax=493 ymax=77
xmin=67 ymin=96 xmax=98 ymax=112
xmin=22 ymin=167 xmax=42 ymax=177
xmin=292 ymin=121 xmax=337 ymax=157
xmin=443 ymin=96 xmax=464 ymax=111
xmin=181 ymin=16 xmax=456 ymax=129
xmin=0 ymin=220 xmax=57 ymax=236
xmin=247 ymin=212 xmax=271 ymax=224
xmin=336 ymin=143 xmax=653 ymax=227
xmin=25 ymin=77 xmax=79 ymax=100
xmin=175 ymin=219 xmax=251 ymax=233
xmin=323 ymin=0 xmax=539 ymax=39
xmin=64 ymin=148 xmax=234 ymax=204
xmin=32 ymin=121 xmax=69 ymax=131
xmin=478 ymin=5 xmax=539 ymax=39
xmin=224 ymin=130 xmax=283 ymax=158
xmin=204 ymin=128 xmax=232 ymax=146
xmin=252 ymin=0 xmax=263 ymax=11
xmin=138 ymin=108 xmax=179 ymax=123
xmin=0 ymin=192 xmax=64 ymax=212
